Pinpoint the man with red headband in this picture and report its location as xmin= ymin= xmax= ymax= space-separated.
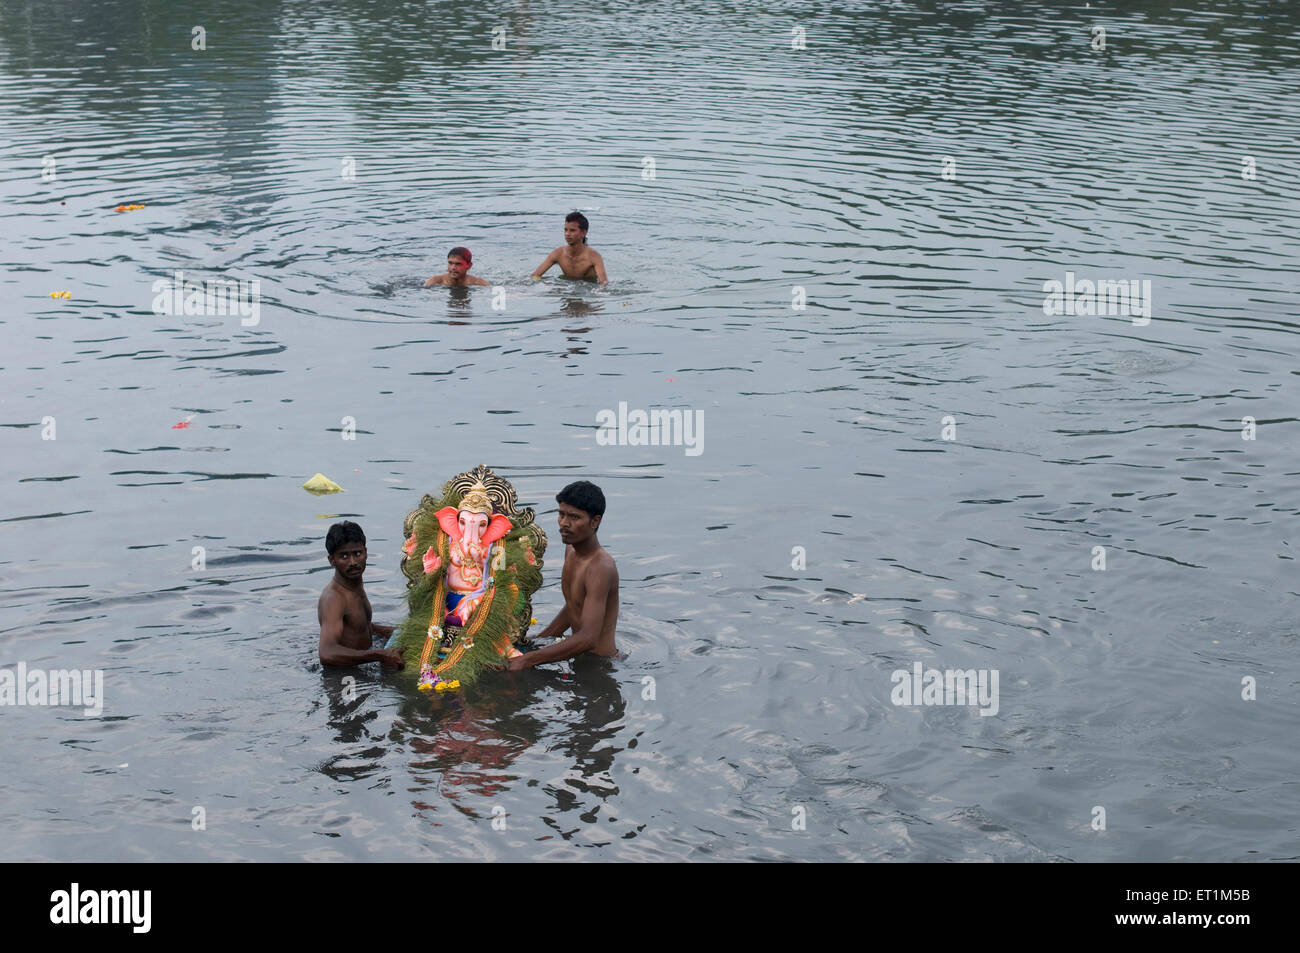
xmin=425 ymin=247 xmax=490 ymax=287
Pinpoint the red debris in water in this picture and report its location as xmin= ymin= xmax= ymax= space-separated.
xmin=171 ymin=421 xmax=191 ymax=429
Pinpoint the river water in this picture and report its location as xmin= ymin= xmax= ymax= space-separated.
xmin=2 ymin=0 xmax=1299 ymax=862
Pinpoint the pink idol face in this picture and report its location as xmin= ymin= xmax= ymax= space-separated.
xmin=458 ymin=510 xmax=489 ymax=541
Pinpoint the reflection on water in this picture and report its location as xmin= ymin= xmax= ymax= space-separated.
xmin=2 ymin=0 xmax=1300 ymax=861
xmin=315 ymin=647 xmax=629 ymax=835
xmin=558 ymin=296 xmax=603 ymax=319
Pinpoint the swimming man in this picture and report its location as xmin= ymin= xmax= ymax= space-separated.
xmin=530 ymin=212 xmax=608 ymax=284
xmin=318 ymin=521 xmax=404 ymax=667
xmin=425 ymin=246 xmax=490 ymax=287
xmin=507 ymin=480 xmax=619 ymax=670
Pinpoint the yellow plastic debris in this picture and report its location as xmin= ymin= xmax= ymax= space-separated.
xmin=50 ymin=291 xmax=71 ymax=299
xmin=302 ymin=473 xmax=343 ymax=495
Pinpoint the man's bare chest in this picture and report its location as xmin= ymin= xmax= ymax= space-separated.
xmin=561 ymin=563 xmax=587 ymax=606
xmin=345 ymin=595 xmax=372 ymax=628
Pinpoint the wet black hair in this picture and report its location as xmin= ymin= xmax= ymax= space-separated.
xmin=448 ymin=246 xmax=472 ymax=265
xmin=326 ymin=520 xmax=366 ymax=556
xmin=565 ymin=211 xmax=589 ymax=244
xmin=556 ymin=480 xmax=605 ymax=518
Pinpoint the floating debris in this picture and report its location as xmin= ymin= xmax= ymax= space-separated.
xmin=302 ymin=473 xmax=343 ymax=495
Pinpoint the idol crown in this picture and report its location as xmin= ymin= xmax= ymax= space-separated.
xmin=458 ymin=485 xmax=493 ymax=516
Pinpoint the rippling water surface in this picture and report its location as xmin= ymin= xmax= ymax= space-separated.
xmin=2 ymin=0 xmax=1299 ymax=862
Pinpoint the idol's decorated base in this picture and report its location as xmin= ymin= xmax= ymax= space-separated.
xmin=386 ymin=465 xmax=546 ymax=690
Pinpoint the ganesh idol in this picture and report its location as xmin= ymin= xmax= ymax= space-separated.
xmin=388 ymin=465 xmax=546 ymax=692
xmin=441 ymin=488 xmax=511 ymax=626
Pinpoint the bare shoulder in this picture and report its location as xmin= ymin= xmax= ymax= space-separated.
xmin=588 ymin=247 xmax=605 ymax=261
xmin=593 ymin=548 xmax=619 ymax=585
xmin=318 ymin=580 xmax=341 ymax=615
xmin=470 ymin=276 xmax=490 ymax=286
xmin=424 ymin=274 xmax=446 ymax=286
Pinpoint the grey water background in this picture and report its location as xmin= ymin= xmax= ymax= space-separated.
xmin=2 ymin=0 xmax=1299 ymax=862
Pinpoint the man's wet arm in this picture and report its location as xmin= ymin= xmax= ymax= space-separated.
xmin=535 ymin=604 xmax=571 ymax=639
xmin=531 ymin=250 xmax=558 ymax=278
xmin=317 ymin=596 xmax=349 ymax=661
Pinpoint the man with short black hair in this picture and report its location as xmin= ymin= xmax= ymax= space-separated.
xmin=507 ymin=480 xmax=620 ymax=669
xmin=530 ymin=212 xmax=608 ymax=283
xmin=317 ymin=521 xmax=403 ymax=667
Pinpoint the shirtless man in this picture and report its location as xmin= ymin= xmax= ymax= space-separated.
xmin=530 ymin=212 xmax=608 ymax=284
xmin=424 ymin=246 xmax=490 ymax=287
xmin=507 ymin=480 xmax=619 ymax=670
xmin=317 ymin=521 xmax=404 ymax=667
